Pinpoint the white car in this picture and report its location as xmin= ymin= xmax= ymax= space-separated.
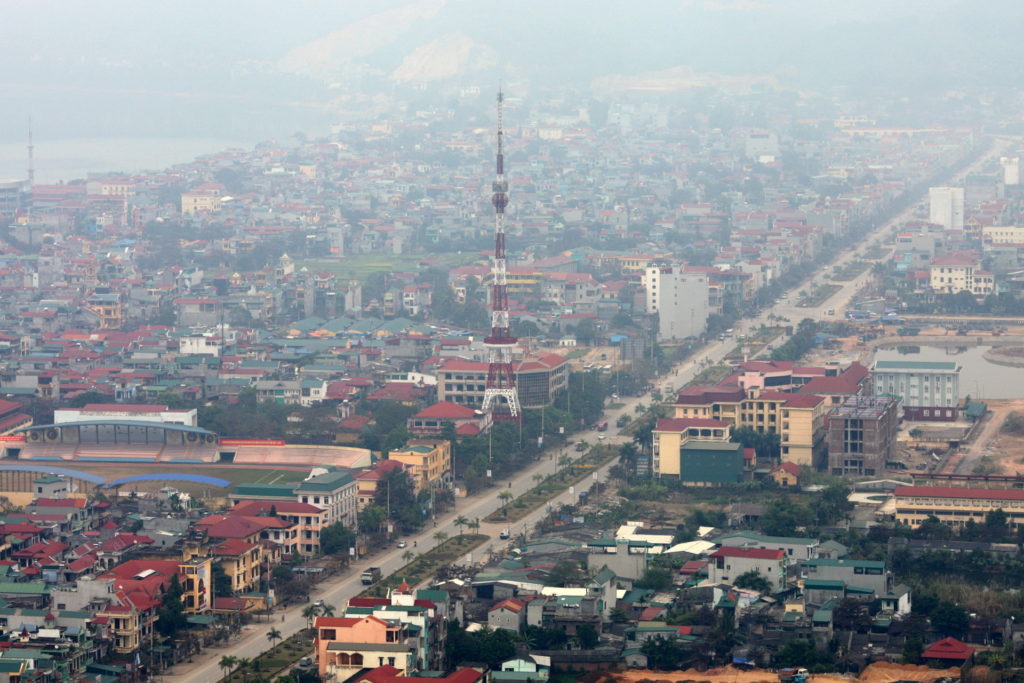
xmin=597 ymin=435 xmax=606 ymax=441
xmin=397 ymin=540 xmax=407 ymax=549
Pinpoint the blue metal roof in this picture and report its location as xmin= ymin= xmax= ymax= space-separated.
xmin=0 ymin=465 xmax=106 ymax=485
xmin=102 ymin=473 xmax=232 ymax=488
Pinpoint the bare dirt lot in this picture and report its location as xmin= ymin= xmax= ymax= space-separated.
xmin=602 ymin=662 xmax=960 ymax=683
xmin=944 ymin=398 xmax=1024 ymax=475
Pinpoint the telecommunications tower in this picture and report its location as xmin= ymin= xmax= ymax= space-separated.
xmin=480 ymin=91 xmax=521 ymax=421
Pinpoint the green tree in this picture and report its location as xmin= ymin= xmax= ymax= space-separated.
xmin=156 ymin=574 xmax=187 ymax=636
xmin=433 ymin=530 xmax=448 ymax=546
xmin=497 ymin=489 xmax=513 ymax=513
xmin=576 ymin=623 xmax=599 ymax=649
xmin=359 ymin=504 xmax=388 ymax=535
xmin=641 ymin=635 xmax=693 ymax=670
xmin=930 ymin=601 xmax=969 ymax=638
xmin=454 ymin=515 xmax=469 ymax=535
xmin=301 ymin=604 xmax=319 ymax=631
xmin=816 ymin=482 xmax=854 ymax=525
xmin=267 ymin=627 xmax=283 ymax=648
xmin=635 ymin=567 xmax=673 ymax=591
xmin=320 ymin=522 xmax=356 ymax=556
xmin=212 ymin=563 xmax=232 ymax=598
xmin=760 ymin=497 xmax=811 ymax=537
xmin=218 ymin=655 xmax=238 ymax=679
xmin=733 ymin=570 xmax=772 ymax=593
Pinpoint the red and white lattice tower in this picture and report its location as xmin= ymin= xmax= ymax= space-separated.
xmin=481 ymin=91 xmax=521 ymax=421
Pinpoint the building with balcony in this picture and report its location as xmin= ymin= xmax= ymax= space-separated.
xmin=315 ymin=615 xmax=418 ymax=679
xmin=407 ymin=402 xmax=490 ymax=438
xmin=387 ymin=440 xmax=452 ymax=493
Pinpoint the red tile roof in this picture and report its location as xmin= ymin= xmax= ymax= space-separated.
xmin=895 ymin=486 xmax=1024 ymax=501
xmin=414 ymin=402 xmax=478 ymax=419
xmin=921 ymin=637 xmax=974 ymax=661
xmin=710 ymin=546 xmax=784 ymax=560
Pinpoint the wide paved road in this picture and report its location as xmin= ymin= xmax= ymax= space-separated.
xmin=173 ymin=138 xmax=1012 ymax=683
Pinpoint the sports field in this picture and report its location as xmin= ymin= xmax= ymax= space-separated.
xmin=298 ymin=252 xmax=479 ymax=281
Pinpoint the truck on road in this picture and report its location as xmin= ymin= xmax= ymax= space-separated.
xmin=779 ymin=668 xmax=809 ymax=683
xmin=360 ymin=567 xmax=382 ymax=585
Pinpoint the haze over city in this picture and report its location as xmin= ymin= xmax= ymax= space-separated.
xmin=2 ymin=2 xmax=1024 ymax=683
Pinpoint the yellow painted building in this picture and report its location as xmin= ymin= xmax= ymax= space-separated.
xmin=181 ymin=183 xmax=223 ymax=215
xmin=894 ymin=486 xmax=1024 ymax=529
xmin=673 ymin=387 xmax=826 ymax=467
xmin=652 ymin=417 xmax=731 ymax=478
xmin=982 ymin=225 xmax=1024 ymax=244
xmin=388 ymin=439 xmax=452 ymax=492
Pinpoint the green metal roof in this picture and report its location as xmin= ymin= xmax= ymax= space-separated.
xmin=812 ymin=609 xmax=833 ymax=623
xmin=233 ymin=484 xmax=295 ymax=498
xmin=804 ymin=579 xmax=845 ymax=590
xmin=0 ymin=582 xmax=49 ymax=595
xmin=296 ymin=470 xmax=354 ymax=491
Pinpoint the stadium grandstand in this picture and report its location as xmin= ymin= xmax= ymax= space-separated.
xmin=2 ymin=404 xmax=370 ymax=469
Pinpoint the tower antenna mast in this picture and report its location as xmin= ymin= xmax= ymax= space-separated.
xmin=481 ymin=91 xmax=521 ymax=421
xmin=27 ymin=117 xmax=34 ymax=187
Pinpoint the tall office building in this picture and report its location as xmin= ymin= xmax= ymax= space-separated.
xmin=643 ymin=265 xmax=709 ymax=341
xmin=928 ymin=186 xmax=965 ymax=231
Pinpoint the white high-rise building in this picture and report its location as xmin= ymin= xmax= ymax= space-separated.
xmin=643 ymin=265 xmax=709 ymax=341
xmin=1001 ymin=157 xmax=1020 ymax=186
xmin=928 ymin=187 xmax=965 ymax=231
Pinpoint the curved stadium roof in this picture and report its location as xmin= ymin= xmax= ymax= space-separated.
xmin=15 ymin=420 xmax=217 ymax=436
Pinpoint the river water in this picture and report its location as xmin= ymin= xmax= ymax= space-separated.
xmin=0 ymin=137 xmax=251 ymax=184
xmin=874 ymin=345 xmax=1024 ymax=399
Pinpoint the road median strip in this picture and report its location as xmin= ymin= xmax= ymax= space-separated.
xmin=483 ymin=446 xmax=619 ymax=524
xmin=359 ymin=533 xmax=490 ymax=598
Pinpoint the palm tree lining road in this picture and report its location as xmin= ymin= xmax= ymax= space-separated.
xmin=175 ymin=141 xmax=1010 ymax=683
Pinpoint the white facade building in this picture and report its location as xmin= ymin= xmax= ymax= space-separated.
xmin=1002 ymin=157 xmax=1020 ymax=186
xmin=643 ymin=265 xmax=709 ymax=341
xmin=928 ymin=186 xmax=965 ymax=232
xmin=872 ymin=360 xmax=960 ymax=421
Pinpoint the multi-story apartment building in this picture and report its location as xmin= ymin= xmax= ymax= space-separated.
xmin=673 ymin=386 xmax=827 ymax=467
xmin=387 ymin=440 xmax=452 ymax=493
xmin=826 ymin=395 xmax=900 ymax=477
xmin=929 ymin=253 xmax=994 ymax=295
xmin=928 ymin=186 xmax=964 ymax=231
xmin=651 ymin=417 xmax=731 ymax=478
xmin=894 ymin=486 xmax=1024 ymax=529
xmin=435 ymin=354 xmax=568 ymax=408
xmin=642 ymin=264 xmax=709 ymax=341
xmin=225 ymin=469 xmax=360 ymax=532
xmin=872 ymin=359 xmax=960 ymax=421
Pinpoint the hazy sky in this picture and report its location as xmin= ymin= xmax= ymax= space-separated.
xmin=0 ymin=0 xmax=1020 ymax=157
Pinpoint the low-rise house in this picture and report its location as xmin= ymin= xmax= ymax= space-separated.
xmin=708 ymin=547 xmax=787 ymax=592
xmin=488 ymin=598 xmax=526 ymax=633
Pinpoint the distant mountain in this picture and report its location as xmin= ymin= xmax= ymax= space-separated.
xmin=2 ymin=0 xmax=1024 ymax=144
